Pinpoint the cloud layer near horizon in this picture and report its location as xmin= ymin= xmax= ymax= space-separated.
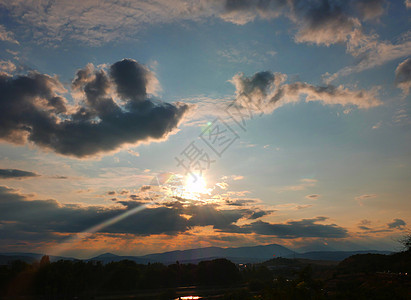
xmin=0 ymin=59 xmax=190 ymax=157
xmin=0 ymin=185 xmax=349 ymax=247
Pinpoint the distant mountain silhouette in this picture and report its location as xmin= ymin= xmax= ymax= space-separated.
xmin=141 ymin=243 xmax=294 ymax=264
xmin=0 ymin=245 xmax=393 ymax=265
xmin=287 ymin=250 xmax=392 ymax=261
xmin=92 ymin=252 xmax=119 ymax=259
xmin=87 ymin=253 xmax=154 ymax=264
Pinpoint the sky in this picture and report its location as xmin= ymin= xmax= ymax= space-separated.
xmin=0 ymin=0 xmax=410 ymax=258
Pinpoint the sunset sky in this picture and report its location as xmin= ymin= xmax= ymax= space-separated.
xmin=0 ymin=0 xmax=410 ymax=258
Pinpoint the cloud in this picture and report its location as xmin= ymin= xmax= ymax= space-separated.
xmin=0 ymin=59 xmax=191 ymax=157
xmin=372 ymin=121 xmax=382 ymax=129
xmin=272 ymin=81 xmax=381 ymax=109
xmin=229 ymin=71 xmax=381 ymax=117
xmin=247 ymin=210 xmax=271 ymax=220
xmin=326 ymin=30 xmax=411 ymax=82
xmin=0 ymin=60 xmax=16 ymax=74
xmin=186 ymin=205 xmax=249 ymax=230
xmin=358 ymin=219 xmax=372 ymax=230
xmin=0 ymin=186 xmax=348 ymax=249
xmin=241 ymin=217 xmax=348 ymax=238
xmin=356 ymin=219 xmax=395 ymax=233
xmin=0 ymin=168 xmax=38 ymax=179
xmin=281 ymin=178 xmax=318 ymax=191
xmin=354 ymin=0 xmax=386 ymax=20
xmin=395 ymin=58 xmax=411 ymax=95
xmin=0 ymin=0 xmax=388 ymax=47
xmin=225 ymin=199 xmax=257 ymax=206
xmin=355 ymin=193 xmax=377 ymax=206
xmin=0 ymin=186 xmax=188 ymax=236
xmin=219 ymin=0 xmax=386 ymax=45
xmin=216 ymin=182 xmax=229 ymax=189
xmin=218 ymin=0 xmax=408 ymax=80
xmin=220 ymin=0 xmax=287 ymax=25
xmin=1 ymin=0 xmax=403 ymax=83
xmin=305 ymin=194 xmax=320 ymax=200
xmin=355 ymin=194 xmax=377 ymax=200
xmin=0 ymin=25 xmax=19 ymax=44
xmin=291 ymin=1 xmax=361 ymax=47
xmin=387 ymin=218 xmax=406 ymax=229
xmin=0 ymin=0 xmax=218 ymax=45
xmin=127 ymin=149 xmax=140 ymax=157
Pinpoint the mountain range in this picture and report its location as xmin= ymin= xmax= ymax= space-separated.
xmin=0 ymin=244 xmax=392 ymax=265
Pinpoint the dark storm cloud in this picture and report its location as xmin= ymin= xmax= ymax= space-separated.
xmin=395 ymin=58 xmax=411 ymax=95
xmin=387 ymin=218 xmax=406 ymax=229
xmin=0 ymin=59 xmax=191 ymax=157
xmin=0 ymin=168 xmax=38 ymax=179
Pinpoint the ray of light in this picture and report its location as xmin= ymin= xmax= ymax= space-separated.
xmin=48 ymin=172 xmax=212 ymax=256
xmin=49 ymin=202 xmax=153 ymax=256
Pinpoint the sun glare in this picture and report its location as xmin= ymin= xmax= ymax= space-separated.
xmin=183 ymin=175 xmax=210 ymax=199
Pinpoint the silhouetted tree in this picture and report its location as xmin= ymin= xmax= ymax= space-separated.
xmin=399 ymin=232 xmax=411 ymax=252
xmin=198 ymin=258 xmax=241 ymax=286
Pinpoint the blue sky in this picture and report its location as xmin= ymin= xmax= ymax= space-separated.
xmin=0 ymin=0 xmax=410 ymax=258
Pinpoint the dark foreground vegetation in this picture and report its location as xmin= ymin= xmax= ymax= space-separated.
xmin=0 ymin=251 xmax=410 ymax=299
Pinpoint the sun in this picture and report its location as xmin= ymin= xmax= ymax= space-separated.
xmin=182 ymin=175 xmax=210 ymax=199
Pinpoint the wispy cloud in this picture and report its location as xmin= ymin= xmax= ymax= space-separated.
xmin=127 ymin=149 xmax=140 ymax=157
xmin=0 ymin=0 xmax=217 ymax=45
xmin=305 ymin=194 xmax=321 ymax=200
xmin=0 ymin=60 xmax=16 ymax=74
xmin=281 ymin=178 xmax=318 ymax=191
xmin=355 ymin=194 xmax=377 ymax=205
xmin=325 ymin=30 xmax=411 ymax=82
xmin=0 ymin=25 xmax=19 ymax=44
